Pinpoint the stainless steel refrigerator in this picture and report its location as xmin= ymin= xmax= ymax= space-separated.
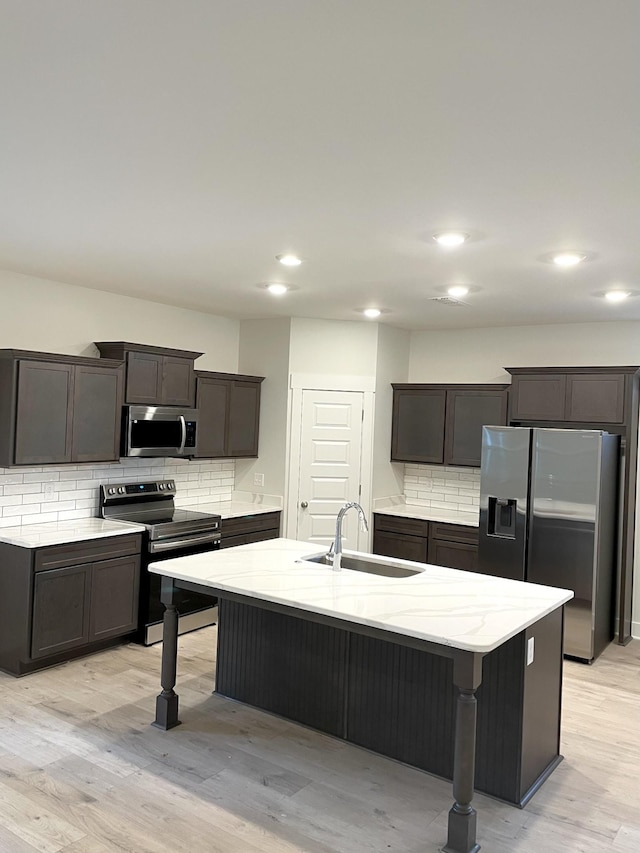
xmin=478 ymin=426 xmax=619 ymax=662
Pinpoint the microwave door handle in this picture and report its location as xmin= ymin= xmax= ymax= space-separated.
xmin=178 ymin=415 xmax=187 ymax=453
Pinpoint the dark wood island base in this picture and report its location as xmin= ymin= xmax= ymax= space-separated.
xmin=154 ymin=577 xmax=565 ymax=853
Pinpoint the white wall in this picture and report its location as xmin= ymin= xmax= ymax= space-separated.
xmin=409 ymin=321 xmax=640 ymax=383
xmin=409 ymin=320 xmax=640 ymax=639
xmin=289 ymin=317 xmax=379 ymax=376
xmin=236 ymin=317 xmax=292 ymax=500
xmin=372 ymin=324 xmax=410 ymax=499
xmin=0 ymin=268 xmax=240 ymax=370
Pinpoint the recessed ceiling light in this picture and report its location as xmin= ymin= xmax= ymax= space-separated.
xmin=266 ymin=283 xmax=289 ymax=296
xmin=447 ymin=285 xmax=469 ymax=299
xmin=363 ymin=308 xmax=381 ymax=319
xmin=433 ymin=231 xmax=469 ymax=248
xmin=552 ymin=252 xmax=587 ymax=267
xmin=276 ymin=253 xmax=303 ymax=266
xmin=605 ymin=290 xmax=630 ymax=303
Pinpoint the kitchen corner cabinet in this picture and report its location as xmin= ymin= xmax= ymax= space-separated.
xmin=373 ymin=513 xmax=479 ymax=572
xmin=0 ymin=350 xmax=124 ymax=467
xmin=391 ymin=384 xmax=508 ymax=467
xmin=220 ymin=512 xmax=281 ymax=549
xmin=95 ymin=342 xmax=203 ymax=407
xmin=0 ymin=534 xmax=141 ymax=676
xmin=507 ymin=367 xmax=634 ymax=424
xmin=195 ymin=371 xmax=264 ymax=458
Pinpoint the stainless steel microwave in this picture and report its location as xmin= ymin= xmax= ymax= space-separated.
xmin=122 ymin=406 xmax=198 ymax=458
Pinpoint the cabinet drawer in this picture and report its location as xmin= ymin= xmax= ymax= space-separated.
xmin=34 ymin=534 xmax=142 ymax=572
xmin=373 ymin=530 xmax=428 ymax=563
xmin=428 ymin=539 xmax=478 ymax=573
xmin=429 ymin=523 xmax=478 ymax=545
xmin=221 ymin=512 xmax=281 ymax=539
xmin=373 ymin=513 xmax=429 ymax=538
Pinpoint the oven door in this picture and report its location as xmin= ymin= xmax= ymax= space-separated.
xmin=141 ymin=533 xmax=220 ymax=645
xmin=124 ymin=406 xmax=198 ymax=458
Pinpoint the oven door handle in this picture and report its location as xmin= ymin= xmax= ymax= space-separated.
xmin=148 ymin=533 xmax=221 ymax=554
xmin=178 ymin=415 xmax=187 ymax=454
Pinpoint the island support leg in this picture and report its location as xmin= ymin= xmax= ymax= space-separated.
xmin=442 ymin=652 xmax=484 ymax=853
xmin=152 ymin=577 xmax=181 ymax=730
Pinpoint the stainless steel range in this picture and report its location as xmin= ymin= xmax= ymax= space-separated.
xmin=100 ymin=480 xmax=221 ymax=645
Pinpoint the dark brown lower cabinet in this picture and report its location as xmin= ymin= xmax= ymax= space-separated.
xmin=220 ymin=512 xmax=281 ymax=549
xmin=373 ymin=513 xmax=479 ymax=572
xmin=0 ymin=534 xmax=141 ymax=676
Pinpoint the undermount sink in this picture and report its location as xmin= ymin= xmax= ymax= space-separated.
xmin=300 ymin=551 xmax=422 ymax=578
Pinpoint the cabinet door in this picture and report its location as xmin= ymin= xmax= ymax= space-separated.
xmin=391 ymin=389 xmax=446 ymax=463
xmin=373 ymin=530 xmax=428 ymax=563
xmin=565 ymin=373 xmax=625 ymax=423
xmin=195 ymin=376 xmax=229 ymax=457
xmin=72 ymin=364 xmax=124 ymax=463
xmin=445 ymin=390 xmax=508 ymax=466
xmin=31 ymin=564 xmax=91 ymax=658
xmin=125 ymin=351 xmax=163 ymax=404
xmin=428 ymin=539 xmax=478 ymax=572
xmin=227 ymin=381 xmax=261 ymax=457
xmin=509 ymin=374 xmax=566 ymax=421
xmin=14 ymin=360 xmax=74 ymax=464
xmin=89 ymin=556 xmax=140 ymax=641
xmin=162 ymin=356 xmax=195 ymax=406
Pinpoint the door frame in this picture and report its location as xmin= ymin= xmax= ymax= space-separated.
xmin=285 ymin=373 xmax=375 ymax=550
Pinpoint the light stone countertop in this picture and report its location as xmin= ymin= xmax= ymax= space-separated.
xmin=149 ymin=537 xmax=572 ymax=654
xmin=0 ymin=518 xmax=146 ymax=549
xmin=184 ymin=501 xmax=282 ymax=520
xmin=374 ymin=503 xmax=479 ymax=527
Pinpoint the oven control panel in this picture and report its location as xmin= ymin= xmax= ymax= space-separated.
xmin=101 ymin=481 xmax=177 ymax=501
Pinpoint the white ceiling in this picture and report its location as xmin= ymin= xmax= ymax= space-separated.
xmin=1 ymin=1 xmax=639 ymax=331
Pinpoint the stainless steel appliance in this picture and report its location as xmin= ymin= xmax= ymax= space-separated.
xmin=478 ymin=426 xmax=619 ymax=662
xmin=122 ymin=406 xmax=198 ymax=458
xmin=100 ymin=480 xmax=220 ymax=644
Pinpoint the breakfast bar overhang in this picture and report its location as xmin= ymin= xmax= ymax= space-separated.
xmin=149 ymin=538 xmax=572 ymax=853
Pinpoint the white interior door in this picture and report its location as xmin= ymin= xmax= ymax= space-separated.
xmin=295 ymin=389 xmax=365 ymax=549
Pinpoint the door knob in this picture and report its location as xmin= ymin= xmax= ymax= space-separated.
xmin=300 ymin=501 xmax=308 ymax=509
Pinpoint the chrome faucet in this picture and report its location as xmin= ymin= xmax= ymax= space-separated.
xmin=328 ymin=502 xmax=369 ymax=571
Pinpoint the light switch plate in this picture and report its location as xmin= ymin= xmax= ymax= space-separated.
xmin=527 ymin=636 xmax=535 ymax=666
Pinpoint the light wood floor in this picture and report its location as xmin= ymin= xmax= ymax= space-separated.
xmin=0 ymin=630 xmax=637 ymax=853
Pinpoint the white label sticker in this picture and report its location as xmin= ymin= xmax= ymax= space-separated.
xmin=527 ymin=636 xmax=535 ymax=666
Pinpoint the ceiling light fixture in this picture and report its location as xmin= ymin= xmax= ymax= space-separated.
xmin=363 ymin=308 xmax=381 ymax=319
xmin=605 ymin=290 xmax=630 ymax=303
xmin=276 ymin=253 xmax=303 ymax=266
xmin=433 ymin=231 xmax=469 ymax=248
xmin=447 ymin=285 xmax=469 ymax=299
xmin=266 ymin=283 xmax=288 ymax=296
xmin=552 ymin=251 xmax=587 ymax=267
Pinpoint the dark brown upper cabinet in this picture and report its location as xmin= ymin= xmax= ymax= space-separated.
xmin=507 ymin=367 xmax=634 ymax=424
xmin=0 ymin=351 xmax=124 ymax=467
xmin=94 ymin=342 xmax=202 ymax=407
xmin=391 ymin=384 xmax=508 ymax=467
xmin=195 ymin=371 xmax=264 ymax=459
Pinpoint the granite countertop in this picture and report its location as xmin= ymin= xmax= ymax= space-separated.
xmin=374 ymin=503 xmax=479 ymax=527
xmin=149 ymin=537 xmax=572 ymax=654
xmin=0 ymin=518 xmax=146 ymax=549
xmin=183 ymin=501 xmax=282 ymax=520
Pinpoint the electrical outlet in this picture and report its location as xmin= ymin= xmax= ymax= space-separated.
xmin=43 ymin=482 xmax=55 ymax=496
xmin=253 ymin=472 xmax=264 ymax=487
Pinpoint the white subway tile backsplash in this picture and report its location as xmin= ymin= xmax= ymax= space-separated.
xmin=403 ymin=463 xmax=480 ymax=513
xmin=0 ymin=458 xmax=235 ymax=527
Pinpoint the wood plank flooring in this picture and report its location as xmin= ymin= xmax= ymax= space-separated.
xmin=0 ymin=629 xmax=637 ymax=853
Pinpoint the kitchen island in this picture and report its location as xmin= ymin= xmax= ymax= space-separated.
xmin=149 ymin=538 xmax=572 ymax=853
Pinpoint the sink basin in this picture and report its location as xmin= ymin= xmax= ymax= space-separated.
xmin=300 ymin=552 xmax=422 ymax=578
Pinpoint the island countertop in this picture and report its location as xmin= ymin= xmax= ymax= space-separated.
xmin=149 ymin=537 xmax=572 ymax=654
